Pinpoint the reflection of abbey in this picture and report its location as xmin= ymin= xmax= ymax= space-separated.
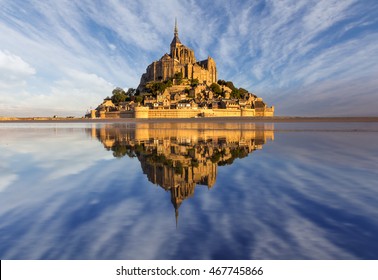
xmin=88 ymin=20 xmax=274 ymax=119
xmin=88 ymin=123 xmax=274 ymax=224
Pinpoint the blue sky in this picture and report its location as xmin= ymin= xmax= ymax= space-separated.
xmin=1 ymin=0 xmax=377 ymax=117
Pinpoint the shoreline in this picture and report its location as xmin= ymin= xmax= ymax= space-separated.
xmin=1 ymin=116 xmax=378 ymax=123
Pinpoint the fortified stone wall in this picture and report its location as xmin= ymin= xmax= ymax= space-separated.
xmin=120 ymin=111 xmax=134 ymax=118
xmin=102 ymin=106 xmax=275 ymax=119
xmin=104 ymin=111 xmax=136 ymax=118
xmin=134 ymin=107 xmax=149 ymax=118
xmin=203 ymin=108 xmax=255 ymax=117
xmin=264 ymin=106 xmax=275 ymax=117
xmin=147 ymin=108 xmax=200 ymax=118
xmin=104 ymin=112 xmax=121 ymax=118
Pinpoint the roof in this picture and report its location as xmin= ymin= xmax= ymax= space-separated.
xmin=170 ymin=34 xmax=181 ymax=46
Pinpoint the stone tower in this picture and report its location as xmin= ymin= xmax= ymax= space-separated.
xmin=170 ymin=19 xmax=196 ymax=65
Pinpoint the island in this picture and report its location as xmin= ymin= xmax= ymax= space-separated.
xmin=88 ymin=20 xmax=274 ymax=119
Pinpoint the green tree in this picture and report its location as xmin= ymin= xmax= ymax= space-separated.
xmin=174 ymin=72 xmax=183 ymax=85
xmin=225 ymin=81 xmax=236 ymax=91
xmin=135 ymin=96 xmax=143 ymax=103
xmin=217 ymin=79 xmax=226 ymax=86
xmin=210 ymin=83 xmax=222 ymax=95
xmin=239 ymin=87 xmax=249 ymax=98
xmin=111 ymin=87 xmax=127 ymax=104
xmin=174 ymin=72 xmax=182 ymax=79
xmin=126 ymin=88 xmax=136 ymax=96
xmin=231 ymin=88 xmax=241 ymax=99
xmin=146 ymin=80 xmax=173 ymax=95
xmin=190 ymin=78 xmax=199 ymax=87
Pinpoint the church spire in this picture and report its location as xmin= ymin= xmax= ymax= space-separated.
xmin=174 ymin=18 xmax=178 ymax=36
xmin=170 ymin=17 xmax=181 ymax=55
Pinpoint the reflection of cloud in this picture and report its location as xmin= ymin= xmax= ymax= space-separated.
xmin=0 ymin=125 xmax=115 ymax=180
xmin=1 ymin=125 xmax=378 ymax=259
xmin=0 ymin=174 xmax=18 ymax=192
xmin=0 ymin=156 xmax=160 ymax=259
xmin=178 ymin=128 xmax=378 ymax=260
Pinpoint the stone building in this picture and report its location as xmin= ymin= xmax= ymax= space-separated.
xmin=138 ymin=20 xmax=217 ymax=90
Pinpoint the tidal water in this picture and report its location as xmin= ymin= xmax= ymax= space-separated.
xmin=0 ymin=121 xmax=377 ymax=260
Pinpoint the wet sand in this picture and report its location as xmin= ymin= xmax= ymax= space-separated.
xmin=1 ymin=116 xmax=378 ymax=123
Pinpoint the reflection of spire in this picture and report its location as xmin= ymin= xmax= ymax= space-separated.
xmin=175 ymin=208 xmax=179 ymax=229
xmin=171 ymin=189 xmax=182 ymax=229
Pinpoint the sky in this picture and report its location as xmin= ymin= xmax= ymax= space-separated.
xmin=0 ymin=0 xmax=377 ymax=117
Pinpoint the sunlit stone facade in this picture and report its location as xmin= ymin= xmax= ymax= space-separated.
xmin=138 ymin=20 xmax=217 ymax=89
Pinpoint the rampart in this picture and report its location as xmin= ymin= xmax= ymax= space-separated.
xmin=102 ymin=107 xmax=274 ymax=119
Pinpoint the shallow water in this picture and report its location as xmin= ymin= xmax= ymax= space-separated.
xmin=0 ymin=121 xmax=377 ymax=259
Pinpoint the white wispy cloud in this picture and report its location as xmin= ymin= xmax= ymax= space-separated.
xmin=0 ymin=0 xmax=377 ymax=116
xmin=0 ymin=50 xmax=36 ymax=88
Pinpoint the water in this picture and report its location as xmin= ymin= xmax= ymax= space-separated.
xmin=0 ymin=121 xmax=377 ymax=259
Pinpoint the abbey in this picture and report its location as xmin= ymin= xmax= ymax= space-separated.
xmin=138 ymin=20 xmax=217 ymax=89
xmin=88 ymin=20 xmax=274 ymax=119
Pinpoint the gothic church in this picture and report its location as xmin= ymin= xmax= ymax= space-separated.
xmin=138 ymin=20 xmax=217 ymax=89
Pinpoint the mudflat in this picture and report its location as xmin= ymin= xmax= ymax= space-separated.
xmin=1 ymin=116 xmax=378 ymax=123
